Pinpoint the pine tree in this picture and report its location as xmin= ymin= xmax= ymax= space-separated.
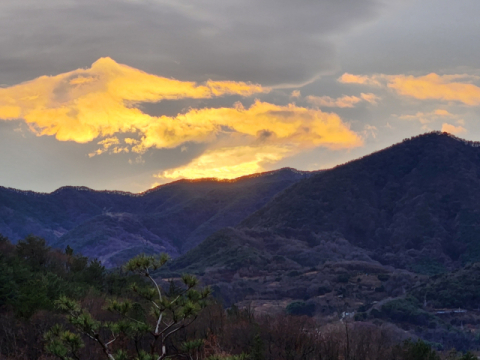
xmin=45 ymin=253 xmax=210 ymax=360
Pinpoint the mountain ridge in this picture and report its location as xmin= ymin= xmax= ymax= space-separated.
xmin=239 ymin=132 xmax=480 ymax=267
xmin=0 ymin=167 xmax=312 ymax=266
xmin=0 ymin=167 xmax=312 ymax=197
xmin=165 ymin=131 xmax=480 ymax=294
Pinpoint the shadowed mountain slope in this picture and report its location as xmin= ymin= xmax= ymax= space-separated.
xmin=156 ymin=133 xmax=480 ymax=350
xmin=241 ymin=132 xmax=480 ymax=271
xmin=170 ymin=132 xmax=480 ymax=277
xmin=0 ymin=168 xmax=310 ymax=266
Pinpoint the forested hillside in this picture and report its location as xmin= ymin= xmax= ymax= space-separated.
xmin=171 ymin=132 xmax=480 ymax=277
xmin=0 ymin=168 xmax=309 ymax=266
xmin=242 ymin=132 xmax=480 ymax=270
xmin=0 ymin=234 xmax=477 ymax=360
xmin=162 ymin=133 xmax=480 ymax=350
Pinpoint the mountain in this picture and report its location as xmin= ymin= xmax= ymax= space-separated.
xmin=172 ymin=132 xmax=480 ymax=277
xmin=0 ymin=168 xmax=310 ymax=266
xmin=241 ymin=132 xmax=480 ymax=271
xmin=159 ymin=132 xmax=480 ymax=349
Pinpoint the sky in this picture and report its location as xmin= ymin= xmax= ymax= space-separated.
xmin=1 ymin=0 xmax=480 ymax=193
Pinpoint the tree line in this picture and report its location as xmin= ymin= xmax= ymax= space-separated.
xmin=0 ymin=234 xmax=477 ymax=360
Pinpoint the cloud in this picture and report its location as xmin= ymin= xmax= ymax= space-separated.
xmin=157 ymin=146 xmax=289 ymax=181
xmin=135 ymin=100 xmax=362 ymax=152
xmin=387 ymin=73 xmax=480 ymax=105
xmin=339 ymin=72 xmax=480 ymax=106
xmin=441 ymin=123 xmax=466 ymax=135
xmin=291 ymin=90 xmax=301 ymax=98
xmin=0 ymin=0 xmax=381 ymax=87
xmin=306 ymin=93 xmax=379 ymax=108
xmin=362 ymin=124 xmax=378 ymax=139
xmin=359 ymin=93 xmax=380 ymax=104
xmin=307 ymin=95 xmax=361 ymax=108
xmin=0 ymin=58 xmax=267 ymax=143
xmin=338 ymin=73 xmax=382 ymax=86
xmin=88 ymin=137 xmax=121 ymax=158
xmin=398 ymin=109 xmax=456 ymax=125
xmin=433 ymin=109 xmax=452 ymax=117
xmin=0 ymin=58 xmax=362 ymax=181
xmin=142 ymin=100 xmax=363 ymax=180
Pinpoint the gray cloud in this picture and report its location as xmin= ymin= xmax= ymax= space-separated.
xmin=0 ymin=0 xmax=381 ymax=86
xmin=337 ymin=0 xmax=480 ymax=74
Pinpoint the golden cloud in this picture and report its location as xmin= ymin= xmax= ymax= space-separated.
xmin=136 ymin=100 xmax=362 ymax=151
xmin=157 ymin=146 xmax=290 ymax=181
xmin=338 ymin=73 xmax=382 ymax=86
xmin=0 ymin=57 xmax=268 ymax=143
xmin=151 ymin=101 xmax=363 ymax=181
xmin=398 ymin=109 xmax=456 ymax=125
xmin=359 ymin=93 xmax=380 ymax=105
xmin=0 ymin=58 xmax=363 ymax=181
xmin=339 ymin=72 xmax=480 ymax=106
xmin=88 ymin=137 xmax=129 ymax=158
xmin=306 ymin=93 xmax=379 ymax=108
xmin=387 ymin=73 xmax=480 ymax=105
xmin=441 ymin=123 xmax=466 ymax=135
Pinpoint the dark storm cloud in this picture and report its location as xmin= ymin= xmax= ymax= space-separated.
xmin=0 ymin=0 xmax=381 ymax=86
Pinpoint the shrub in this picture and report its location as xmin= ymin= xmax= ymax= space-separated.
xmin=394 ymin=339 xmax=440 ymax=360
xmin=318 ymin=285 xmax=331 ymax=295
xmin=337 ymin=273 xmax=350 ymax=283
xmin=381 ymin=297 xmax=433 ymax=326
xmin=355 ymin=312 xmax=367 ymax=321
xmin=378 ymin=274 xmax=390 ymax=281
xmin=285 ymin=301 xmax=315 ymax=316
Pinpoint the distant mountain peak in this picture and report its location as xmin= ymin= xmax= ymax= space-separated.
xmin=143 ymin=167 xmax=313 ymax=194
xmin=52 ymin=186 xmax=95 ymax=194
xmin=402 ymin=131 xmax=480 ymax=147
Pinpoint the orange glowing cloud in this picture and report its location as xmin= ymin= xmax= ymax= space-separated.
xmin=306 ymin=93 xmax=379 ymax=108
xmin=339 ymin=72 xmax=480 ymax=106
xmin=157 ymin=146 xmax=290 ymax=181
xmin=88 ymin=137 xmax=129 ymax=158
xmin=135 ymin=100 xmax=362 ymax=153
xmin=338 ymin=73 xmax=382 ymax=86
xmin=359 ymin=93 xmax=380 ymax=105
xmin=398 ymin=109 xmax=456 ymax=125
xmin=387 ymin=74 xmax=480 ymax=105
xmin=0 ymin=58 xmax=363 ymax=181
xmin=0 ymin=57 xmax=268 ymax=143
xmin=151 ymin=101 xmax=362 ymax=181
xmin=441 ymin=123 xmax=466 ymax=135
